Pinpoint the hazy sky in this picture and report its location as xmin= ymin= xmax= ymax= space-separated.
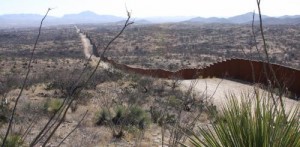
xmin=0 ymin=0 xmax=299 ymax=18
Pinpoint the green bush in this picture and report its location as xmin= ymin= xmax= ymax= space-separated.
xmin=95 ymin=105 xmax=150 ymax=138
xmin=185 ymin=93 xmax=300 ymax=147
xmin=0 ymin=102 xmax=8 ymax=125
xmin=124 ymin=106 xmax=150 ymax=132
xmin=96 ymin=109 xmax=110 ymax=126
xmin=112 ymin=105 xmax=126 ymax=126
xmin=1 ymin=134 xmax=23 ymax=147
xmin=168 ymin=95 xmax=181 ymax=108
xmin=43 ymin=98 xmax=63 ymax=113
xmin=150 ymin=106 xmax=162 ymax=123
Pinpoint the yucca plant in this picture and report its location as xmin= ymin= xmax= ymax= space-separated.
xmin=185 ymin=92 xmax=300 ymax=147
xmin=95 ymin=105 xmax=150 ymax=138
xmin=112 ymin=105 xmax=126 ymax=126
xmin=96 ymin=109 xmax=110 ymax=126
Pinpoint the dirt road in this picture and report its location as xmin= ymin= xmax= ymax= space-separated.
xmin=75 ymin=26 xmax=109 ymax=68
xmin=76 ymin=26 xmax=299 ymax=111
xmin=180 ymin=78 xmax=299 ymax=111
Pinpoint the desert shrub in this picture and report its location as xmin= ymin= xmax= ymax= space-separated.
xmin=18 ymin=101 xmax=45 ymax=118
xmin=150 ymin=106 xmax=162 ymax=123
xmin=88 ymin=68 xmax=123 ymax=89
xmin=0 ymin=115 xmax=7 ymax=125
xmin=113 ymin=105 xmax=149 ymax=128
xmin=48 ymin=69 xmax=85 ymax=96
xmin=150 ymin=106 xmax=176 ymax=126
xmin=0 ymin=74 xmax=22 ymax=95
xmin=126 ymin=106 xmax=149 ymax=129
xmin=168 ymin=63 xmax=179 ymax=71
xmin=136 ymin=77 xmax=154 ymax=93
xmin=168 ymin=95 xmax=182 ymax=108
xmin=185 ymin=93 xmax=300 ymax=147
xmin=43 ymin=98 xmax=63 ymax=113
xmin=158 ymin=113 xmax=176 ymax=127
xmin=46 ymin=67 xmax=123 ymax=97
xmin=149 ymin=84 xmax=214 ymax=146
xmin=0 ymin=98 xmax=9 ymax=126
xmin=95 ymin=105 xmax=150 ymax=138
xmin=111 ymin=105 xmax=126 ymax=126
xmin=95 ymin=109 xmax=110 ymax=126
xmin=0 ymin=134 xmax=23 ymax=147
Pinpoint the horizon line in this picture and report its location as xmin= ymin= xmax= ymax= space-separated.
xmin=0 ymin=11 xmax=299 ymax=19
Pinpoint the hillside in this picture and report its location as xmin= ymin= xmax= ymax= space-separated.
xmin=0 ymin=20 xmax=299 ymax=146
xmin=185 ymin=12 xmax=300 ymax=24
xmin=1 ymin=11 xmax=300 ymax=28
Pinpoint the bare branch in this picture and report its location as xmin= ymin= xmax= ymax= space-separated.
xmin=57 ymin=110 xmax=88 ymax=146
xmin=40 ymin=11 xmax=133 ymax=146
xmin=256 ymin=0 xmax=286 ymax=115
xmin=1 ymin=8 xmax=52 ymax=147
xmin=30 ymin=97 xmax=69 ymax=146
xmin=20 ymin=114 xmax=38 ymax=142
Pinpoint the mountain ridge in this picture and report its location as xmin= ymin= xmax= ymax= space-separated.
xmin=185 ymin=12 xmax=300 ymax=24
xmin=0 ymin=11 xmax=299 ymax=28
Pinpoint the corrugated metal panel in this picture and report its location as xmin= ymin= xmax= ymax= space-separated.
xmin=102 ymin=57 xmax=300 ymax=99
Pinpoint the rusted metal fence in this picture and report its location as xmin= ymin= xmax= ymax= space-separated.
xmin=103 ymin=57 xmax=300 ymax=99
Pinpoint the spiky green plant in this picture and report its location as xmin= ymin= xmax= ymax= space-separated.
xmin=95 ymin=105 xmax=150 ymax=138
xmin=112 ymin=105 xmax=125 ymax=125
xmin=127 ymin=106 xmax=147 ymax=125
xmin=185 ymin=92 xmax=300 ymax=147
xmin=96 ymin=109 xmax=110 ymax=126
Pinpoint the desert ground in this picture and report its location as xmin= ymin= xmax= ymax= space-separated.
xmin=0 ymin=23 xmax=299 ymax=146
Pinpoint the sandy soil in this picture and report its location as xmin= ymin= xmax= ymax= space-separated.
xmin=3 ymin=26 xmax=298 ymax=147
xmin=75 ymin=26 xmax=299 ymax=146
xmin=180 ymin=78 xmax=299 ymax=111
xmin=76 ymin=26 xmax=109 ymax=69
xmin=77 ymin=25 xmax=299 ymax=112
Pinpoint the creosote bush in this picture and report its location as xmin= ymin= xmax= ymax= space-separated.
xmin=185 ymin=92 xmax=300 ymax=147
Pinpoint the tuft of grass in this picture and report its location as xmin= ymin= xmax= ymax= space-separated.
xmin=43 ymin=98 xmax=63 ymax=113
xmin=1 ymin=134 xmax=23 ymax=147
xmin=112 ymin=105 xmax=126 ymax=126
xmin=96 ymin=109 xmax=110 ymax=126
xmin=127 ymin=106 xmax=148 ymax=126
xmin=95 ymin=105 xmax=150 ymax=138
xmin=0 ymin=103 xmax=8 ymax=125
xmin=184 ymin=92 xmax=300 ymax=147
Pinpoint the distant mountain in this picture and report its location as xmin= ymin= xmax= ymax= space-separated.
xmin=262 ymin=17 xmax=300 ymax=25
xmin=135 ymin=19 xmax=152 ymax=24
xmin=0 ymin=14 xmax=57 ymax=27
xmin=188 ymin=17 xmax=230 ymax=24
xmin=279 ymin=15 xmax=300 ymax=19
xmin=0 ymin=11 xmax=124 ymax=28
xmin=114 ymin=19 xmax=152 ymax=25
xmin=144 ymin=16 xmax=196 ymax=23
xmin=1 ymin=14 xmax=49 ymax=21
xmin=1 ymin=11 xmax=300 ymax=28
xmin=61 ymin=11 xmax=124 ymax=24
xmin=228 ymin=12 xmax=270 ymax=23
xmin=185 ymin=12 xmax=300 ymax=24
